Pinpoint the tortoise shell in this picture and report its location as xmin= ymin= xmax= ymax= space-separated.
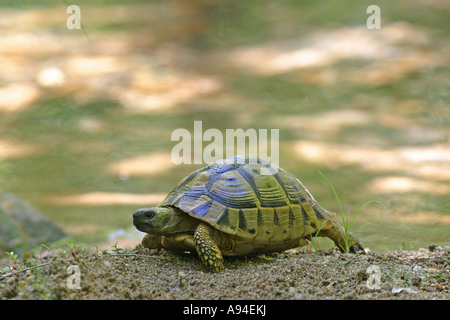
xmin=159 ymin=155 xmax=335 ymax=252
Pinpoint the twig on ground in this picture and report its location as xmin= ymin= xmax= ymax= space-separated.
xmin=0 ymin=262 xmax=51 ymax=281
xmin=101 ymin=253 xmax=164 ymax=259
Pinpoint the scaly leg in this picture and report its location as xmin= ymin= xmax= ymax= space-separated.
xmin=141 ymin=233 xmax=163 ymax=249
xmin=194 ymin=223 xmax=225 ymax=272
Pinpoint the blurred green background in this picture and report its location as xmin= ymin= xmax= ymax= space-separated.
xmin=0 ymin=0 xmax=448 ymax=253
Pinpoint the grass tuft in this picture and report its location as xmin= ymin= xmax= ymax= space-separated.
xmin=318 ymin=170 xmax=383 ymax=252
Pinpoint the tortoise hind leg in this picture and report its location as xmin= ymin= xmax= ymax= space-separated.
xmin=194 ymin=223 xmax=225 ymax=272
xmin=318 ymin=221 xmax=365 ymax=253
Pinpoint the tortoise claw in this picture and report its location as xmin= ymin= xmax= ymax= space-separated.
xmin=350 ymin=243 xmax=365 ymax=254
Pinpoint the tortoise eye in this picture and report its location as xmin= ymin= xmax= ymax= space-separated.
xmin=144 ymin=210 xmax=155 ymax=219
xmin=134 ymin=208 xmax=155 ymax=220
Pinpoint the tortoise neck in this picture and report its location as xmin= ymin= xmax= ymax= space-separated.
xmin=161 ymin=206 xmax=200 ymax=235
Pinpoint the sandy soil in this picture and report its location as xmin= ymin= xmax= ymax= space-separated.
xmin=0 ymin=245 xmax=448 ymax=300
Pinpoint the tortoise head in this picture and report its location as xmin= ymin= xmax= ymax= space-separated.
xmin=133 ymin=206 xmax=199 ymax=236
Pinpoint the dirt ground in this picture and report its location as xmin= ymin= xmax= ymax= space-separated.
xmin=1 ymin=245 xmax=448 ymax=300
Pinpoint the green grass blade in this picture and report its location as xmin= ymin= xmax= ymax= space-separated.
xmin=318 ymin=170 xmax=350 ymax=252
xmin=309 ymin=220 xmax=327 ymax=253
xmin=318 ymin=170 xmax=346 ymax=223
xmin=318 ymin=171 xmax=384 ymax=252
xmin=349 ymin=200 xmax=384 ymax=230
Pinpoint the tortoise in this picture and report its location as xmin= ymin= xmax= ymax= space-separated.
xmin=133 ymin=155 xmax=364 ymax=272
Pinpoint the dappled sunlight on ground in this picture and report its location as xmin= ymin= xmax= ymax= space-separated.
xmin=64 ymin=223 xmax=103 ymax=236
xmin=361 ymin=51 xmax=443 ymax=86
xmin=106 ymin=152 xmax=175 ymax=178
xmin=293 ymin=140 xmax=450 ymax=182
xmin=66 ymin=56 xmax=128 ymax=76
xmin=225 ymin=22 xmax=438 ymax=81
xmin=36 ymin=67 xmax=66 ymax=88
xmin=45 ymin=192 xmax=166 ymax=206
xmin=391 ymin=211 xmax=450 ymax=224
xmin=360 ymin=204 xmax=450 ymax=223
xmin=0 ymin=4 xmax=224 ymax=114
xmin=275 ymin=109 xmax=372 ymax=134
xmin=0 ymin=138 xmax=39 ymax=159
xmin=369 ymin=176 xmax=449 ymax=195
xmin=116 ymin=74 xmax=223 ymax=113
xmin=0 ymin=5 xmax=446 ymax=116
xmin=0 ymin=83 xmax=40 ymax=112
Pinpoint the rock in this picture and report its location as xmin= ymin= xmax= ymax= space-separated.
xmin=0 ymin=190 xmax=67 ymax=255
xmin=391 ymin=287 xmax=418 ymax=294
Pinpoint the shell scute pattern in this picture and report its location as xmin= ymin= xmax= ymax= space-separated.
xmin=160 ymin=156 xmax=333 ymax=246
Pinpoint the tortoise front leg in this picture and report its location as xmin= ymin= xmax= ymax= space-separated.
xmin=141 ymin=233 xmax=163 ymax=249
xmin=194 ymin=223 xmax=225 ymax=272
